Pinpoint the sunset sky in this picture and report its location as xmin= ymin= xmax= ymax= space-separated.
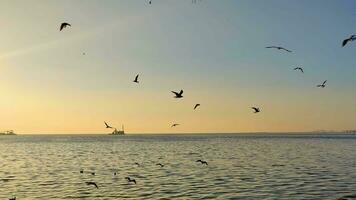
xmin=0 ymin=0 xmax=355 ymax=134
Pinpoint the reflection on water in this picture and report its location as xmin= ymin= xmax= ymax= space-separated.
xmin=0 ymin=134 xmax=356 ymax=199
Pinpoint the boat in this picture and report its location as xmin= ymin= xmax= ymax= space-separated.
xmin=110 ymin=125 xmax=125 ymax=135
xmin=0 ymin=130 xmax=16 ymax=135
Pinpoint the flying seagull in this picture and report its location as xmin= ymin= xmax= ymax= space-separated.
xmin=171 ymin=123 xmax=180 ymax=127
xmin=266 ymin=46 xmax=292 ymax=53
xmin=342 ymin=35 xmax=356 ymax=47
xmin=251 ymin=107 xmax=260 ymax=113
xmin=125 ymin=177 xmax=137 ymax=184
xmin=317 ymin=80 xmax=327 ymax=88
xmin=133 ymin=74 xmax=139 ymax=83
xmin=86 ymin=181 xmax=99 ymax=189
xmin=104 ymin=121 xmax=113 ymax=129
xmin=156 ymin=163 xmax=164 ymax=167
xmin=172 ymin=90 xmax=183 ymax=98
xmin=294 ymin=67 xmax=304 ymax=73
xmin=194 ymin=104 xmax=201 ymax=110
xmin=60 ymin=22 xmax=71 ymax=31
xmin=196 ymin=159 xmax=208 ymax=165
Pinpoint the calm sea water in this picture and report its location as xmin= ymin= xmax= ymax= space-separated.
xmin=0 ymin=134 xmax=356 ymax=200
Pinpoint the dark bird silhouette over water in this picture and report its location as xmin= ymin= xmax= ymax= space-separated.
xmin=156 ymin=163 xmax=164 ymax=167
xmin=194 ymin=104 xmax=201 ymax=110
xmin=86 ymin=181 xmax=99 ymax=189
xmin=80 ymin=169 xmax=84 ymax=174
xmin=134 ymin=162 xmax=140 ymax=166
xmin=266 ymin=46 xmax=292 ymax=53
xmin=60 ymin=22 xmax=71 ymax=31
xmin=317 ymin=80 xmax=327 ymax=88
xmin=133 ymin=74 xmax=139 ymax=83
xmin=294 ymin=67 xmax=304 ymax=73
xmin=172 ymin=90 xmax=183 ymax=98
xmin=196 ymin=159 xmax=208 ymax=165
xmin=251 ymin=107 xmax=260 ymax=113
xmin=342 ymin=35 xmax=356 ymax=47
xmin=91 ymin=172 xmax=95 ymax=176
xmin=104 ymin=121 xmax=113 ymax=129
xmin=171 ymin=123 xmax=180 ymax=127
xmin=125 ymin=177 xmax=137 ymax=184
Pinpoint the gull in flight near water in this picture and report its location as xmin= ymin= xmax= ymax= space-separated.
xmin=60 ymin=22 xmax=71 ymax=31
xmin=294 ymin=67 xmax=304 ymax=73
xmin=266 ymin=46 xmax=292 ymax=53
xmin=194 ymin=104 xmax=201 ymax=110
xmin=251 ymin=107 xmax=260 ymax=113
xmin=86 ymin=181 xmax=99 ymax=189
xmin=171 ymin=90 xmax=183 ymax=98
xmin=317 ymin=80 xmax=327 ymax=88
xmin=342 ymin=35 xmax=356 ymax=47
xmin=133 ymin=74 xmax=139 ymax=83
xmin=104 ymin=121 xmax=113 ymax=129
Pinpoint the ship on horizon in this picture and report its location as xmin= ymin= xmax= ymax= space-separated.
xmin=110 ymin=125 xmax=125 ymax=135
xmin=0 ymin=130 xmax=16 ymax=136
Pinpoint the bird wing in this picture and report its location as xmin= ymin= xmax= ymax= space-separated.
xmin=60 ymin=23 xmax=65 ymax=31
xmin=342 ymin=39 xmax=349 ymax=47
xmin=300 ymin=68 xmax=304 ymax=73
xmin=179 ymin=90 xmax=183 ymax=95
xmin=171 ymin=91 xmax=179 ymax=96
xmin=323 ymin=80 xmax=327 ymax=85
xmin=282 ymin=47 xmax=292 ymax=52
xmin=266 ymin=46 xmax=277 ymax=49
xmin=194 ymin=104 xmax=200 ymax=109
xmin=135 ymin=74 xmax=139 ymax=81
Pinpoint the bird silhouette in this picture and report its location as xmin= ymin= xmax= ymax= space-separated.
xmin=251 ymin=107 xmax=260 ymax=113
xmin=91 ymin=172 xmax=95 ymax=176
xmin=156 ymin=163 xmax=164 ymax=167
xmin=80 ymin=169 xmax=84 ymax=174
xmin=294 ymin=67 xmax=304 ymax=73
xmin=134 ymin=162 xmax=140 ymax=166
xmin=171 ymin=123 xmax=180 ymax=127
xmin=266 ymin=46 xmax=292 ymax=53
xmin=149 ymin=0 xmax=152 ymax=4
xmin=317 ymin=80 xmax=327 ymax=88
xmin=172 ymin=90 xmax=183 ymax=98
xmin=114 ymin=172 xmax=117 ymax=176
xmin=196 ymin=159 xmax=208 ymax=165
xmin=133 ymin=74 xmax=139 ymax=83
xmin=125 ymin=177 xmax=137 ymax=184
xmin=194 ymin=104 xmax=201 ymax=110
xmin=60 ymin=22 xmax=71 ymax=31
xmin=104 ymin=121 xmax=113 ymax=129
xmin=86 ymin=181 xmax=99 ymax=189
xmin=342 ymin=35 xmax=356 ymax=47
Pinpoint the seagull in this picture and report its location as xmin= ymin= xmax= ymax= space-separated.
xmin=86 ymin=181 xmax=99 ymax=189
xmin=125 ymin=177 xmax=137 ymax=184
xmin=251 ymin=107 xmax=260 ymax=113
xmin=196 ymin=159 xmax=208 ymax=165
xmin=266 ymin=46 xmax=292 ymax=53
xmin=134 ymin=162 xmax=140 ymax=166
xmin=317 ymin=80 xmax=327 ymax=88
xmin=194 ymin=104 xmax=201 ymax=110
xmin=104 ymin=121 xmax=113 ymax=129
xmin=133 ymin=74 xmax=139 ymax=83
xmin=156 ymin=163 xmax=164 ymax=167
xmin=294 ymin=67 xmax=304 ymax=73
xmin=60 ymin=22 xmax=71 ymax=31
xmin=342 ymin=35 xmax=356 ymax=47
xmin=80 ymin=169 xmax=84 ymax=174
xmin=171 ymin=123 xmax=180 ymax=127
xmin=171 ymin=90 xmax=183 ymax=98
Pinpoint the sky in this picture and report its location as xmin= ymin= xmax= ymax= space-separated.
xmin=0 ymin=0 xmax=355 ymax=134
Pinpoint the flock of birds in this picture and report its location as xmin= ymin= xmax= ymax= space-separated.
xmin=5 ymin=1 xmax=356 ymax=200
xmin=77 ymin=159 xmax=208 ymax=190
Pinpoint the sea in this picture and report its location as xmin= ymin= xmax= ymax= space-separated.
xmin=0 ymin=133 xmax=355 ymax=200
